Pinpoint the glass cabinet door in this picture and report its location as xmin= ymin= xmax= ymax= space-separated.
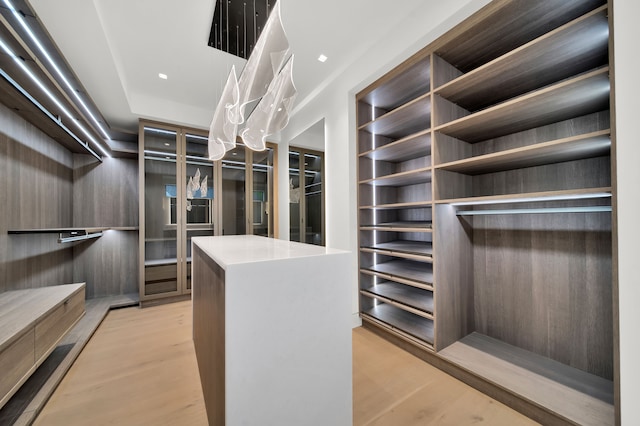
xmin=252 ymin=147 xmax=274 ymax=237
xmin=221 ymin=144 xmax=246 ymax=235
xmin=140 ymin=121 xmax=279 ymax=303
xmin=184 ymin=132 xmax=215 ymax=291
xmin=143 ymin=126 xmax=179 ymax=297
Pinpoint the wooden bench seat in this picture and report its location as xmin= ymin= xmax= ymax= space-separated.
xmin=0 ymin=283 xmax=85 ymax=409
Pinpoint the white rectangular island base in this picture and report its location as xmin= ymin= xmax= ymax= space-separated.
xmin=192 ymin=235 xmax=352 ymax=426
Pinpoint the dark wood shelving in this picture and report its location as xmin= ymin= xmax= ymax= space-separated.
xmin=359 ymin=130 xmax=431 ymax=162
xmin=360 ymin=201 xmax=432 ymax=210
xmin=362 ymin=304 xmax=434 ymax=346
xmin=434 ymin=68 xmax=610 ymax=142
xmin=356 ymin=2 xmax=614 ymax=424
xmin=436 ymin=186 xmax=612 ymax=206
xmin=363 ymin=241 xmax=433 ymax=257
xmin=358 ymin=94 xmax=431 ymax=139
xmin=359 ymin=56 xmax=430 ymax=111
xmin=362 ymin=281 xmax=434 ymax=314
xmin=432 ymin=0 xmax=606 ymax=74
xmin=360 ymin=221 xmax=432 ymax=233
xmin=435 ymin=7 xmax=609 ymax=111
xmin=435 ymin=130 xmax=610 ymax=174
xmin=363 ymin=259 xmax=433 ymax=285
xmin=360 ymin=168 xmax=432 ymax=187
xmin=439 ymin=332 xmax=614 ymax=426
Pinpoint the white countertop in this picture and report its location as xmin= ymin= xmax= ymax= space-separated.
xmin=192 ymin=235 xmax=348 ymax=269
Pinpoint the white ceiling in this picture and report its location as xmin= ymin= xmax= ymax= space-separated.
xmin=28 ymin=0 xmax=427 ymax=137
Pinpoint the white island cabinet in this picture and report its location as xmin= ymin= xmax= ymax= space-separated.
xmin=191 ymin=235 xmax=352 ymax=426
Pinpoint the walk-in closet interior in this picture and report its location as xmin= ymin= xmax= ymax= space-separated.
xmin=1 ymin=0 xmax=639 ymax=424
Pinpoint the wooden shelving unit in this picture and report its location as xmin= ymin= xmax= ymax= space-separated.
xmin=435 ymin=130 xmax=610 ymax=175
xmin=434 ymin=67 xmax=610 ymax=142
xmin=355 ymin=1 xmax=615 ymax=424
xmin=434 ymin=6 xmax=609 ymax=111
xmin=362 ymin=259 xmax=433 ymax=285
xmin=361 ymin=304 xmax=434 ymax=347
xmin=361 ymin=281 xmax=434 ymax=314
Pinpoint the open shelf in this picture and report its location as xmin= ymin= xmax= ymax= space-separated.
xmin=439 ymin=332 xmax=614 ymax=426
xmin=358 ymin=94 xmax=431 ymax=139
xmin=360 ymin=201 xmax=432 ymax=210
xmin=363 ymin=259 xmax=433 ymax=285
xmin=435 ymin=130 xmax=610 ymax=174
xmin=362 ymin=281 xmax=434 ymax=314
xmin=359 ymin=130 xmax=432 ymax=162
xmin=359 ymin=56 xmax=430 ymax=112
xmin=8 ymin=227 xmax=109 ymax=244
xmin=433 ymin=0 xmax=607 ymax=74
xmin=435 ymin=7 xmax=609 ymax=111
xmin=362 ymin=241 xmax=433 ymax=258
xmin=362 ymin=304 xmax=434 ymax=346
xmin=360 ymin=168 xmax=432 ymax=187
xmin=434 ymin=68 xmax=610 ymax=142
xmin=437 ymin=187 xmax=612 ymax=206
xmin=360 ymin=221 xmax=432 ymax=233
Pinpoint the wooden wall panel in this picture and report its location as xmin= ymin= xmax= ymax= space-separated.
xmin=71 ymin=154 xmax=139 ymax=298
xmin=72 ymin=231 xmax=138 ymax=299
xmin=433 ymin=204 xmax=474 ymax=350
xmin=472 ymin=156 xmax=611 ymax=197
xmin=473 ymin=212 xmax=613 ymax=379
xmin=73 ymin=155 xmax=138 ymax=227
xmin=0 ymin=103 xmax=74 ymax=292
xmin=472 ymin=111 xmax=610 ymax=156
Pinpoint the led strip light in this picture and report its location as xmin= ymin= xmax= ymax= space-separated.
xmin=1 ymin=0 xmax=111 ymax=157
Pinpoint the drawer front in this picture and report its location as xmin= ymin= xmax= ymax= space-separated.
xmin=35 ymin=288 xmax=85 ymax=361
xmin=0 ymin=328 xmax=35 ymax=407
xmin=145 ymin=264 xmax=177 ymax=282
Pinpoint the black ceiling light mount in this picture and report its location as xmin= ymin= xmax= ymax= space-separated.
xmin=208 ymin=0 xmax=277 ymax=59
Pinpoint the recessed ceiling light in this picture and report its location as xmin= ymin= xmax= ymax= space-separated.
xmin=318 ymin=54 xmax=328 ymax=63
xmin=159 ymin=73 xmax=168 ymax=80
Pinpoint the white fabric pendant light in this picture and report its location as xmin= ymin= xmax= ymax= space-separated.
xmin=208 ymin=66 xmax=240 ymax=160
xmin=228 ymin=1 xmax=290 ymax=125
xmin=241 ymin=55 xmax=297 ymax=151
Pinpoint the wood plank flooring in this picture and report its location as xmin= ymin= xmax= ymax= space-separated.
xmin=34 ymin=301 xmax=538 ymax=425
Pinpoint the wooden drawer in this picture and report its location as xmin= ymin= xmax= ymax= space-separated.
xmin=145 ymin=280 xmax=178 ymax=295
xmin=0 ymin=329 xmax=35 ymax=407
xmin=34 ymin=287 xmax=85 ymax=361
xmin=145 ymin=264 xmax=177 ymax=282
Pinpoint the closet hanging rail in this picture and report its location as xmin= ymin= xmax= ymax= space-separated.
xmin=456 ymin=206 xmax=612 ymax=216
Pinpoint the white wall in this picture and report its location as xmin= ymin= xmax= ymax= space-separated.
xmin=613 ymin=1 xmax=640 ymax=424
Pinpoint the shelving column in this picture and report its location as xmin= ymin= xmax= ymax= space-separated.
xmin=356 ymin=54 xmax=436 ymax=349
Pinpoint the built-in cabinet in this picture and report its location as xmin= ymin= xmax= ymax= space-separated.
xmin=356 ymin=1 xmax=615 ymax=424
xmin=139 ymin=121 xmax=278 ymax=304
xmin=289 ymin=147 xmax=325 ymax=245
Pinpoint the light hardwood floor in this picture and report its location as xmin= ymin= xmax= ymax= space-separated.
xmin=35 ymin=301 xmax=537 ymax=425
